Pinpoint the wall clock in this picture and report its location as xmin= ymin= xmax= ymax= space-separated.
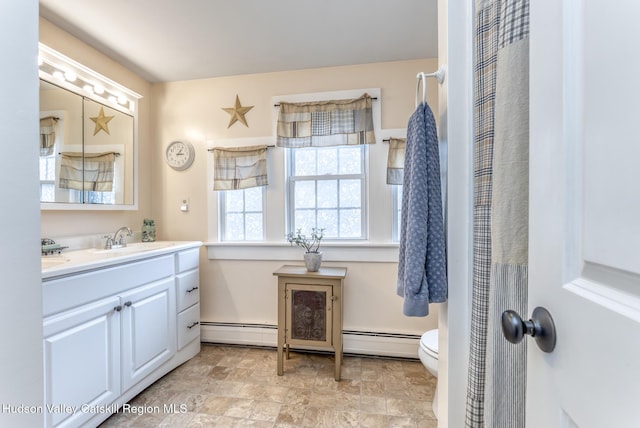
xmin=165 ymin=140 xmax=195 ymax=171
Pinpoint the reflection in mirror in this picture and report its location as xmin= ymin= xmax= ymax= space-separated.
xmin=39 ymin=80 xmax=134 ymax=205
xmin=39 ymin=80 xmax=83 ymax=203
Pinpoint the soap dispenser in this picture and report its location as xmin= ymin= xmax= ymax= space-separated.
xmin=142 ymin=218 xmax=156 ymax=242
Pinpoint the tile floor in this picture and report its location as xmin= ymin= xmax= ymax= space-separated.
xmin=99 ymin=344 xmax=437 ymax=427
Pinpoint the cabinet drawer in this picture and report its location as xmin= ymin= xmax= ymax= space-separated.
xmin=176 ymin=269 xmax=200 ymax=312
xmin=177 ymin=303 xmax=200 ymax=350
xmin=43 ymin=255 xmax=174 ymax=317
xmin=177 ymin=248 xmax=199 ymax=273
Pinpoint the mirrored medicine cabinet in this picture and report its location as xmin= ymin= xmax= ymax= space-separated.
xmin=38 ymin=43 xmax=142 ymax=210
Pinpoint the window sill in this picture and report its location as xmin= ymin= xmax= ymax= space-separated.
xmin=205 ymin=241 xmax=399 ymax=263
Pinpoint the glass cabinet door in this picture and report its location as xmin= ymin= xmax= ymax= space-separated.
xmin=285 ymin=283 xmax=333 ymax=348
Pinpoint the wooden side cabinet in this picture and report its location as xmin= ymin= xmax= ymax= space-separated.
xmin=273 ymin=265 xmax=347 ymax=381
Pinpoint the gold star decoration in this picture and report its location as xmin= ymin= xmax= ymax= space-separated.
xmin=222 ymin=95 xmax=254 ymax=128
xmin=89 ymin=106 xmax=114 ymax=136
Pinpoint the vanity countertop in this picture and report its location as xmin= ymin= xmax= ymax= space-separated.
xmin=42 ymin=241 xmax=202 ymax=280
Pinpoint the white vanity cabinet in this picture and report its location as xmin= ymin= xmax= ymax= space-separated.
xmin=42 ymin=243 xmax=201 ymax=428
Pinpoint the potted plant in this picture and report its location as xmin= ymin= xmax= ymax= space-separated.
xmin=286 ymin=228 xmax=325 ymax=271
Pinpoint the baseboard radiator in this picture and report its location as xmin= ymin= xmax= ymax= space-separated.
xmin=200 ymin=322 xmax=420 ymax=359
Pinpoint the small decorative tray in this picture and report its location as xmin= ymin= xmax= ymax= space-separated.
xmin=41 ymin=238 xmax=68 ymax=256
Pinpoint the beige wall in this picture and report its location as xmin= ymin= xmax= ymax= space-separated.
xmin=39 ymin=17 xmax=440 ymax=338
xmin=154 ymin=60 xmax=440 ymax=335
xmin=39 ymin=18 xmax=153 ymax=238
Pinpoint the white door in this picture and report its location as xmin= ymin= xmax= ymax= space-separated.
xmin=527 ymin=1 xmax=640 ymax=427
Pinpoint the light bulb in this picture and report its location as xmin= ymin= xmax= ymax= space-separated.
xmin=83 ymin=85 xmax=93 ymax=93
xmin=94 ymin=84 xmax=105 ymax=94
xmin=117 ymin=95 xmax=127 ymax=105
xmin=53 ymin=71 xmax=64 ymax=81
xmin=64 ymin=70 xmax=77 ymax=82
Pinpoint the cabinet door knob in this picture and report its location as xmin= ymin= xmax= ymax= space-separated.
xmin=113 ymin=305 xmax=123 ymax=312
xmin=187 ymin=286 xmax=199 ymax=293
xmin=187 ymin=321 xmax=200 ymax=329
xmin=124 ymin=301 xmax=132 ymax=307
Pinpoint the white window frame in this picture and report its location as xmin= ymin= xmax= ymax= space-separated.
xmin=285 ymin=145 xmax=369 ymax=240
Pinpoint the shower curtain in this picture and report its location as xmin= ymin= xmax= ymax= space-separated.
xmin=466 ymin=0 xmax=530 ymax=427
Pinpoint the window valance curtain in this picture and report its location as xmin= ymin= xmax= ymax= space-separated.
xmin=212 ymin=145 xmax=268 ymax=190
xmin=386 ymin=137 xmax=406 ymax=185
xmin=59 ymin=152 xmax=116 ymax=192
xmin=276 ymin=94 xmax=375 ymax=148
xmin=40 ymin=116 xmax=57 ymax=157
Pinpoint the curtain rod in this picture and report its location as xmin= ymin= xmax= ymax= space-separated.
xmin=207 ymin=145 xmax=275 ymax=152
xmin=273 ymin=97 xmax=378 ymax=108
xmin=58 ymin=152 xmax=120 ymax=156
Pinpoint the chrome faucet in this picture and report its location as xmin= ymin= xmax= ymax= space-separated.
xmin=104 ymin=226 xmax=133 ymax=249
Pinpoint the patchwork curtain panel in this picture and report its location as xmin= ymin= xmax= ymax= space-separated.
xmin=466 ymin=0 xmax=530 ymax=427
xmin=386 ymin=137 xmax=406 ymax=185
xmin=276 ymin=94 xmax=375 ymax=148
xmin=212 ymin=145 xmax=268 ymax=190
xmin=59 ymin=152 xmax=116 ymax=192
xmin=40 ymin=116 xmax=57 ymax=157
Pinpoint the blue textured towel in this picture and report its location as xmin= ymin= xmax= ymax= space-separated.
xmin=396 ymin=102 xmax=447 ymax=317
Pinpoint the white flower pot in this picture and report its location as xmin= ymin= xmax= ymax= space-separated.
xmin=304 ymin=252 xmax=323 ymax=272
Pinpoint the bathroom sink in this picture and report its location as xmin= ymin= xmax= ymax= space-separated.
xmin=89 ymin=241 xmax=177 ymax=255
xmin=41 ymin=256 xmax=70 ymax=270
xmin=89 ymin=246 xmax=142 ymax=255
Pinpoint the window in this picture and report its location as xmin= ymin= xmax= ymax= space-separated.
xmin=286 ymin=146 xmax=367 ymax=239
xmin=81 ymin=188 xmax=116 ymax=204
xmin=392 ymin=184 xmax=403 ymax=242
xmin=39 ymin=153 xmax=56 ymax=202
xmin=219 ymin=187 xmax=265 ymax=241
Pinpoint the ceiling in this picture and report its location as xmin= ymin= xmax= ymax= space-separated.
xmin=39 ymin=0 xmax=438 ymax=83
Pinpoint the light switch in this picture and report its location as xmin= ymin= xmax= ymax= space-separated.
xmin=180 ymin=196 xmax=189 ymax=212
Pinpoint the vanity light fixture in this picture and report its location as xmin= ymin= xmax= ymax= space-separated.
xmin=38 ymin=43 xmax=140 ymax=114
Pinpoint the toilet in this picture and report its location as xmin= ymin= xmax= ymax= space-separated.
xmin=418 ymin=329 xmax=439 ymax=418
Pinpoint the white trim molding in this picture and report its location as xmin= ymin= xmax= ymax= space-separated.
xmin=200 ymin=322 xmax=420 ymax=359
xmin=205 ymin=241 xmax=399 ymax=263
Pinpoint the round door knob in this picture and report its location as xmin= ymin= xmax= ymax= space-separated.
xmin=501 ymin=306 xmax=557 ymax=353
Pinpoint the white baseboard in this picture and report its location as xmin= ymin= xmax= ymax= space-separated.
xmin=200 ymin=323 xmax=420 ymax=359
